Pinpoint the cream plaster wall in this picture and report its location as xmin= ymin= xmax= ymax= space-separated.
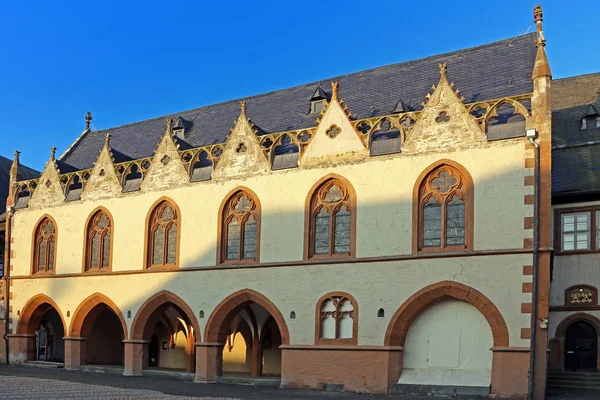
xmin=9 ymin=139 xmax=533 ymax=351
xmin=398 ymin=299 xmax=493 ymax=387
xmin=9 ymin=253 xmax=532 ymax=348
xmin=11 ymin=140 xmax=531 ymax=275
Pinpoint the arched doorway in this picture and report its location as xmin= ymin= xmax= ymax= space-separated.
xmin=203 ymin=289 xmax=289 ymax=380
xmin=549 ymin=313 xmax=600 ymax=372
xmin=130 ymin=291 xmax=200 ymax=373
xmin=385 ymin=281 xmax=509 ymax=394
xmin=70 ymin=294 xmax=127 ymax=367
xmin=565 ymin=320 xmax=598 ymax=372
xmin=16 ymin=295 xmax=66 ymax=363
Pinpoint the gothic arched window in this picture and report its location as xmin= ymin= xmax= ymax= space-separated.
xmin=146 ymin=199 xmax=179 ymax=268
xmin=84 ymin=209 xmax=113 ymax=271
xmin=33 ymin=216 xmax=57 ymax=274
xmin=219 ymin=189 xmax=260 ymax=264
xmin=414 ymin=161 xmax=473 ymax=252
xmin=315 ymin=292 xmax=357 ymax=345
xmin=306 ymin=177 xmax=356 ymax=259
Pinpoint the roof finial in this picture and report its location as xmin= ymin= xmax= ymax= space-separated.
xmin=439 ymin=63 xmax=447 ymax=78
xmin=331 ymin=81 xmax=339 ymax=102
xmin=533 ymin=5 xmax=546 ymax=47
xmin=10 ymin=150 xmax=21 ymax=175
xmin=85 ymin=111 xmax=92 ymax=130
xmin=104 ymin=133 xmax=111 ymax=147
xmin=50 ymin=146 xmax=56 ymax=162
xmin=166 ymin=117 xmax=173 ymax=133
xmin=240 ymin=100 xmax=247 ymax=117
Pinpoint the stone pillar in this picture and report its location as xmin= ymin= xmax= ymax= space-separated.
xmin=194 ymin=342 xmax=223 ymax=383
xmin=6 ymin=334 xmax=35 ymax=363
xmin=250 ymin=335 xmax=262 ymax=377
xmin=123 ymin=339 xmax=146 ymax=376
xmin=490 ymin=346 xmax=530 ymax=397
xmin=63 ymin=337 xmax=86 ymax=370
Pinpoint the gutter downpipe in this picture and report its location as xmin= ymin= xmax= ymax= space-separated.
xmin=527 ymin=135 xmax=540 ymax=400
xmin=3 ymin=206 xmax=13 ymax=365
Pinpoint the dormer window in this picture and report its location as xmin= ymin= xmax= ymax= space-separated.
xmin=309 ymin=85 xmax=328 ymax=114
xmin=173 ymin=116 xmax=187 ymax=139
xmin=582 ymin=105 xmax=600 ymax=130
xmin=311 ymin=99 xmax=326 ymax=114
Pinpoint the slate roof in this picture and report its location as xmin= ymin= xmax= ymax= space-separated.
xmin=57 ymin=33 xmax=538 ymax=172
xmin=551 ymin=73 xmax=600 ymax=197
xmin=0 ymin=155 xmax=40 ymax=216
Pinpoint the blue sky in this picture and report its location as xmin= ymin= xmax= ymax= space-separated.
xmin=0 ymin=0 xmax=597 ymax=171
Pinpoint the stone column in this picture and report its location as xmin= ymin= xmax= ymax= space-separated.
xmin=194 ymin=342 xmax=223 ymax=383
xmin=250 ymin=335 xmax=262 ymax=377
xmin=6 ymin=334 xmax=35 ymax=363
xmin=123 ymin=339 xmax=147 ymax=376
xmin=63 ymin=337 xmax=86 ymax=370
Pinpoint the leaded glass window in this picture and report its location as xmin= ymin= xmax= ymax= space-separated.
xmin=418 ymin=164 xmax=470 ymax=251
xmin=85 ymin=210 xmax=112 ymax=271
xmin=221 ymin=191 xmax=260 ymax=263
xmin=309 ymin=179 xmax=354 ymax=258
xmin=147 ymin=201 xmax=179 ymax=267
xmin=34 ymin=218 xmax=57 ymax=274
xmin=318 ymin=294 xmax=356 ymax=342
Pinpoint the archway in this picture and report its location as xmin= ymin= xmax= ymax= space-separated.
xmin=203 ymin=289 xmax=289 ymax=379
xmin=16 ymin=294 xmax=66 ymax=363
xmin=385 ymin=281 xmax=509 ymax=391
xmin=69 ymin=293 xmax=127 ymax=367
xmin=550 ymin=313 xmax=600 ymax=372
xmin=130 ymin=291 xmax=200 ymax=373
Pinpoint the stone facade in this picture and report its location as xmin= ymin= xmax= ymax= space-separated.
xmin=2 ymin=8 xmax=556 ymax=399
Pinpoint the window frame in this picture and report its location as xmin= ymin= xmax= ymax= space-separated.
xmin=82 ymin=207 xmax=114 ymax=273
xmin=304 ymin=175 xmax=357 ymax=261
xmin=144 ymin=197 xmax=181 ymax=269
xmin=555 ymin=206 xmax=600 ymax=254
xmin=314 ymin=291 xmax=358 ymax=345
xmin=217 ymin=187 xmax=261 ymax=265
xmin=412 ymin=160 xmax=474 ymax=254
xmin=31 ymin=215 xmax=58 ymax=275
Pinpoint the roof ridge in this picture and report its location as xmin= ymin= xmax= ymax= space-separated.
xmin=553 ymin=71 xmax=600 ymax=82
xmin=88 ymin=33 xmax=536 ymax=136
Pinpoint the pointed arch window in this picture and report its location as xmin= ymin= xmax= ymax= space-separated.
xmin=146 ymin=200 xmax=179 ymax=268
xmin=219 ymin=190 xmax=260 ymax=264
xmin=415 ymin=162 xmax=473 ymax=252
xmin=306 ymin=177 xmax=356 ymax=259
xmin=33 ymin=217 xmax=57 ymax=274
xmin=85 ymin=209 xmax=112 ymax=271
xmin=315 ymin=292 xmax=358 ymax=345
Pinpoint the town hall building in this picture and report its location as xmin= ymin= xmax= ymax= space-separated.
xmin=2 ymin=6 xmax=563 ymax=399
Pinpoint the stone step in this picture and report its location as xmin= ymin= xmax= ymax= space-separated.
xmin=23 ymin=361 xmax=64 ymax=369
xmin=217 ymin=375 xmax=281 ymax=388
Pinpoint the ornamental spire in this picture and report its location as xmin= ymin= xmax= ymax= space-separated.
xmin=50 ymin=146 xmax=56 ymax=162
xmin=532 ymin=5 xmax=551 ymax=79
xmin=85 ymin=111 xmax=92 ymax=130
xmin=240 ymin=100 xmax=247 ymax=118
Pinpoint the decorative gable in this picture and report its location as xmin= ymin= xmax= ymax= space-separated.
xmin=301 ymin=82 xmax=367 ymax=167
xmin=212 ymin=101 xmax=270 ymax=180
xmin=81 ymin=134 xmax=122 ymax=201
xmin=403 ymin=64 xmax=486 ymax=154
xmin=29 ymin=147 xmax=65 ymax=209
xmin=140 ymin=119 xmax=189 ymax=192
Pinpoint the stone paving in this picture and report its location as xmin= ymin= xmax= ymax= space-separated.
xmin=0 ymin=375 xmax=235 ymax=400
xmin=0 ymin=365 xmax=598 ymax=399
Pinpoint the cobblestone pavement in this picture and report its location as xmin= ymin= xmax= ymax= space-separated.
xmin=0 ymin=365 xmax=598 ymax=399
xmin=0 ymin=375 xmax=233 ymax=400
